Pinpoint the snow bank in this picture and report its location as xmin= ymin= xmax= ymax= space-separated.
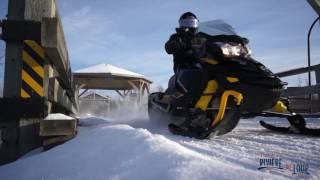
xmin=0 ymin=124 xmax=275 ymax=179
xmin=0 ymin=117 xmax=319 ymax=180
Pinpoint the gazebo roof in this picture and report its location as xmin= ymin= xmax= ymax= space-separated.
xmin=73 ymin=64 xmax=152 ymax=90
xmin=75 ymin=64 xmax=148 ymax=80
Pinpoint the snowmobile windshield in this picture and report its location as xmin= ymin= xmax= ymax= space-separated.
xmin=198 ymin=20 xmax=238 ymax=36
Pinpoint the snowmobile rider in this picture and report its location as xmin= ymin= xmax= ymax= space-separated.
xmin=165 ymin=12 xmax=207 ymax=73
xmin=164 ymin=12 xmax=210 ymax=137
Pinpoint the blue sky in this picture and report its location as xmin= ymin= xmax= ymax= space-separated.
xmin=0 ymin=0 xmax=320 ymax=88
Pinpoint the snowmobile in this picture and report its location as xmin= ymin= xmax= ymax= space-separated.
xmin=148 ymin=20 xmax=320 ymax=139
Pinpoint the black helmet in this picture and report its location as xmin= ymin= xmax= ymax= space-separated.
xmin=178 ymin=12 xmax=199 ymax=29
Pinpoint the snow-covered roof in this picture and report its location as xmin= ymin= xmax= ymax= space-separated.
xmin=75 ymin=64 xmax=147 ymax=79
xmin=81 ymin=92 xmax=111 ymax=100
xmin=74 ymin=64 xmax=152 ymax=90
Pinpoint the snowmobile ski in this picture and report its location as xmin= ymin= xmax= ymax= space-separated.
xmin=260 ymin=120 xmax=320 ymax=136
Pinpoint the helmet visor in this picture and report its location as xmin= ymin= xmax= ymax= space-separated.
xmin=179 ymin=17 xmax=199 ymax=28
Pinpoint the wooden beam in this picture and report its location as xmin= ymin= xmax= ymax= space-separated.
xmin=40 ymin=119 xmax=77 ymax=136
xmin=7 ymin=0 xmax=25 ymax=20
xmin=128 ymin=80 xmax=139 ymax=91
xmin=48 ymin=78 xmax=77 ymax=114
xmin=115 ymin=90 xmax=125 ymax=98
xmin=74 ymin=76 xmax=134 ymax=90
xmin=24 ymin=0 xmax=56 ymax=21
xmin=146 ymin=84 xmax=150 ymax=94
xmin=79 ymin=89 xmax=89 ymax=97
xmin=42 ymin=17 xmax=72 ymax=89
xmin=43 ymin=135 xmax=74 ymax=148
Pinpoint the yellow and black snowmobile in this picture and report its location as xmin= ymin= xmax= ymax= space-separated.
xmin=148 ymin=20 xmax=320 ymax=139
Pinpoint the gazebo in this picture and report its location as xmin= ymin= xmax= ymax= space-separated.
xmin=73 ymin=64 xmax=152 ymax=101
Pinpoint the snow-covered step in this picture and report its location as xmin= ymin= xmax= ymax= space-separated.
xmin=40 ymin=113 xmax=77 ymax=137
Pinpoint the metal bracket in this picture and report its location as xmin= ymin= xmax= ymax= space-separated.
xmin=1 ymin=20 xmax=41 ymax=42
xmin=0 ymin=98 xmax=47 ymax=119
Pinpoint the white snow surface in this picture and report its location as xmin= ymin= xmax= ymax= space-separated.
xmin=0 ymin=114 xmax=319 ymax=180
xmin=44 ymin=113 xmax=75 ymax=120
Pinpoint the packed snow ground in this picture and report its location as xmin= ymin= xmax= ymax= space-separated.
xmin=0 ymin=112 xmax=319 ymax=180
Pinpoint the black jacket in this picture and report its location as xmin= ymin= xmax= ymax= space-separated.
xmin=165 ymin=33 xmax=206 ymax=73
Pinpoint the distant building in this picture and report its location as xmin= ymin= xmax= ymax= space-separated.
xmin=74 ymin=64 xmax=152 ymax=105
xmin=79 ymin=92 xmax=111 ymax=117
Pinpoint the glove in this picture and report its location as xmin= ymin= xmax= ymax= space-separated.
xmin=165 ymin=35 xmax=187 ymax=54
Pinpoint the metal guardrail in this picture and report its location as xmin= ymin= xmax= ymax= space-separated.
xmin=307 ymin=0 xmax=320 ymax=16
xmin=275 ymin=5 xmax=320 ymax=113
xmin=281 ymin=84 xmax=320 ymax=97
xmin=275 ymin=64 xmax=320 ymax=77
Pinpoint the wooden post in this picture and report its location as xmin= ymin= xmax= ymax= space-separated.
xmin=0 ymin=0 xmax=25 ymax=165
xmin=3 ymin=0 xmax=25 ymax=97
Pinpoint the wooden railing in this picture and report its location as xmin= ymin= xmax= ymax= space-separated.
xmin=0 ymin=0 xmax=77 ymax=165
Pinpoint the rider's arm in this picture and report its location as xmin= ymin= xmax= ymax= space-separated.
xmin=165 ymin=34 xmax=184 ymax=54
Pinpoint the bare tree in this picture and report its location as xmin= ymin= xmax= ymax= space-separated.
xmin=0 ymin=54 xmax=4 ymax=64
xmin=156 ymin=85 xmax=164 ymax=92
xmin=297 ymin=76 xmax=302 ymax=87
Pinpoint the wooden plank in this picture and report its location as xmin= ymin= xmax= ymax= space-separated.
xmin=24 ymin=0 xmax=56 ymax=21
xmin=39 ymin=119 xmax=77 ymax=136
xmin=74 ymin=76 xmax=136 ymax=90
xmin=7 ymin=0 xmax=25 ymax=20
xmin=24 ymin=0 xmax=74 ymax=98
xmin=44 ymin=61 xmax=53 ymax=114
xmin=43 ymin=135 xmax=74 ymax=148
xmin=48 ymin=78 xmax=77 ymax=114
xmin=41 ymin=17 xmax=72 ymax=89
xmin=18 ymin=119 xmax=42 ymax=156
xmin=57 ymin=85 xmax=77 ymax=114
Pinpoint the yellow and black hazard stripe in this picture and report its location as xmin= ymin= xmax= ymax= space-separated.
xmin=20 ymin=40 xmax=45 ymax=98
